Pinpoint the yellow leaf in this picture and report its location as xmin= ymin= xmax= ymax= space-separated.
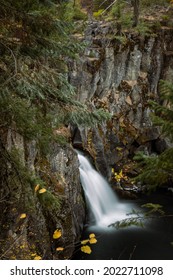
xmin=31 ymin=253 xmax=37 ymax=257
xmin=89 ymin=233 xmax=95 ymax=239
xmin=89 ymin=238 xmax=97 ymax=244
xmin=116 ymin=147 xmax=123 ymax=151
xmin=114 ymin=170 xmax=124 ymax=182
xmin=56 ymin=247 xmax=64 ymax=251
xmin=34 ymin=255 xmax=42 ymax=260
xmin=34 ymin=184 xmax=40 ymax=192
xmin=38 ymin=188 xmax=47 ymax=194
xmin=81 ymin=245 xmax=92 ymax=254
xmin=111 ymin=168 xmax=114 ymax=173
xmin=81 ymin=239 xmax=89 ymax=245
xmin=53 ymin=229 xmax=62 ymax=239
xmin=114 ymin=172 xmax=120 ymax=182
xmin=20 ymin=213 xmax=26 ymax=219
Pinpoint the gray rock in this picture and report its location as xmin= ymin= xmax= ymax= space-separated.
xmin=69 ymin=24 xmax=173 ymax=178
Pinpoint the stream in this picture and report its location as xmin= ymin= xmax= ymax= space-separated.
xmin=73 ymin=152 xmax=173 ymax=260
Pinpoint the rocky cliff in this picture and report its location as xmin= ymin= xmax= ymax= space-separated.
xmin=1 ymin=18 xmax=173 ymax=260
xmin=0 ymin=130 xmax=85 ymax=260
xmin=70 ymin=21 xmax=173 ymax=182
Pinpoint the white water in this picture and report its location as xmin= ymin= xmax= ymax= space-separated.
xmin=77 ymin=152 xmax=135 ymax=227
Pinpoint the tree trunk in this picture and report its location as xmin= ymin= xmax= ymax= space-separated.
xmin=131 ymin=0 xmax=139 ymax=27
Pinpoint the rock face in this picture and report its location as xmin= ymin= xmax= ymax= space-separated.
xmin=1 ymin=20 xmax=173 ymax=260
xmin=70 ymin=21 xmax=173 ymax=179
xmin=0 ymin=130 xmax=85 ymax=260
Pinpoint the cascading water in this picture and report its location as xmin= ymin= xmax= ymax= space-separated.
xmin=74 ymin=152 xmax=173 ymax=260
xmin=77 ymin=152 xmax=135 ymax=227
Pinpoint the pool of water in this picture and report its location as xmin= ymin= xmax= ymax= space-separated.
xmin=75 ymin=152 xmax=173 ymax=260
xmin=73 ymin=192 xmax=173 ymax=260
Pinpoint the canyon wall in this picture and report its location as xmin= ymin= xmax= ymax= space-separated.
xmin=70 ymin=21 xmax=173 ymax=179
xmin=0 ymin=131 xmax=85 ymax=259
xmin=1 ymin=20 xmax=173 ymax=260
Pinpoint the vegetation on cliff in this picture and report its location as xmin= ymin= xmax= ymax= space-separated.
xmin=0 ymin=0 xmax=110 ymax=260
xmin=0 ymin=0 xmax=110 ymax=209
xmin=134 ymin=80 xmax=173 ymax=189
xmin=1 ymin=0 xmax=173 ymax=260
xmin=0 ymin=0 xmax=110 ymax=148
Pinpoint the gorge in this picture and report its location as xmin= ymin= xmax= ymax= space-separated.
xmin=0 ymin=1 xmax=173 ymax=260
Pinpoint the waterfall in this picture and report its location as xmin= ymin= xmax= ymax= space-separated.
xmin=77 ymin=152 xmax=134 ymax=227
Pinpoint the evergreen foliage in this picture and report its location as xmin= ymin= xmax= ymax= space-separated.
xmin=134 ymin=80 xmax=173 ymax=189
xmin=0 ymin=0 xmax=110 ymax=147
xmin=110 ymin=203 xmax=165 ymax=229
xmin=0 ymin=0 xmax=111 ymax=200
xmin=110 ymin=0 xmax=133 ymax=29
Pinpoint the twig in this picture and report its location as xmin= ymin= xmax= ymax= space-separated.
xmin=0 ymin=42 xmax=18 ymax=87
xmin=118 ymin=246 xmax=128 ymax=259
xmin=0 ymin=138 xmax=24 ymax=189
xmin=99 ymin=0 xmax=110 ymax=8
xmin=101 ymin=0 xmax=118 ymax=15
xmin=0 ymin=218 xmax=28 ymax=259
xmin=0 ymin=42 xmax=18 ymax=74
xmin=129 ymin=244 xmax=137 ymax=260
